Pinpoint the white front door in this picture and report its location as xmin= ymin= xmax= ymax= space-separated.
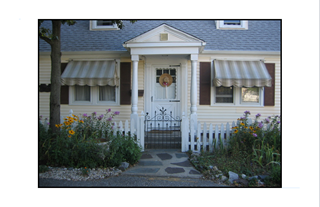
xmin=151 ymin=66 xmax=181 ymax=122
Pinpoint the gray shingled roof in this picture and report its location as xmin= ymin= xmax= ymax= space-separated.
xmin=39 ymin=20 xmax=280 ymax=52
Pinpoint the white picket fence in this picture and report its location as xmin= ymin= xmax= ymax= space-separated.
xmin=40 ymin=109 xmax=279 ymax=153
xmin=40 ymin=109 xmax=146 ymax=151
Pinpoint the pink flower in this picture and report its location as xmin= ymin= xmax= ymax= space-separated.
xmin=83 ymin=113 xmax=87 ymax=117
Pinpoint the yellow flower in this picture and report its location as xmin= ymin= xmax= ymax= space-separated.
xmin=64 ymin=122 xmax=70 ymax=126
xmin=68 ymin=135 xmax=71 ymax=138
xmin=55 ymin=124 xmax=60 ymax=128
xmin=234 ymin=130 xmax=238 ymax=134
xmin=240 ymin=123 xmax=245 ymax=126
xmin=69 ymin=130 xmax=75 ymax=135
xmin=79 ymin=120 xmax=84 ymax=123
xmin=249 ymin=126 xmax=254 ymax=130
xmin=244 ymin=126 xmax=248 ymax=129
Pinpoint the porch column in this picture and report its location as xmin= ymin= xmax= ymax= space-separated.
xmin=190 ymin=54 xmax=198 ymax=129
xmin=131 ymin=55 xmax=139 ymax=128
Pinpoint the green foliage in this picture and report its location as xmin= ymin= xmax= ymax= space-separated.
xmin=80 ymin=167 xmax=90 ymax=176
xmin=106 ymin=134 xmax=142 ymax=167
xmin=189 ymin=111 xmax=281 ymax=187
xmin=39 ymin=165 xmax=49 ymax=173
xmin=39 ymin=110 xmax=141 ymax=169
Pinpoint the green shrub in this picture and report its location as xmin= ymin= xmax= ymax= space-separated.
xmin=106 ymin=134 xmax=142 ymax=167
xmin=39 ymin=165 xmax=49 ymax=173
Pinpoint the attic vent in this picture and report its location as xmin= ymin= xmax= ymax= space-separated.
xmin=160 ymin=33 xmax=168 ymax=41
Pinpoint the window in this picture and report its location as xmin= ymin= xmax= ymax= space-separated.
xmin=216 ymin=87 xmax=233 ymax=103
xmin=223 ymin=20 xmax=241 ymax=25
xmin=216 ymin=20 xmax=248 ymax=30
xmin=212 ymin=86 xmax=264 ymax=106
xmin=241 ymin=87 xmax=259 ymax=103
xmin=99 ymin=86 xmax=115 ymax=101
xmin=75 ymin=85 xmax=90 ymax=101
xmin=90 ymin=20 xmax=119 ymax=30
xmin=70 ymin=85 xmax=119 ymax=105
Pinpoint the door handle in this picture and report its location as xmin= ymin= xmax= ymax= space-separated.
xmin=169 ymin=100 xmax=180 ymax=102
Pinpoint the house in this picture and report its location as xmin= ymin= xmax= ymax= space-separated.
xmin=39 ymin=20 xmax=281 ymax=150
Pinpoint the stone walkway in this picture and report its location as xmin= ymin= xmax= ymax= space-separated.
xmin=122 ymin=149 xmax=202 ymax=178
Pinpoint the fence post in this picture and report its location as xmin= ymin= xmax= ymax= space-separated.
xmin=226 ymin=122 xmax=230 ymax=149
xmin=181 ymin=112 xmax=189 ymax=152
xmin=138 ymin=111 xmax=145 ymax=152
xmin=220 ymin=123 xmax=225 ymax=148
xmin=215 ymin=124 xmax=219 ymax=150
xmin=190 ymin=119 xmax=195 ymax=152
xmin=196 ymin=123 xmax=201 ymax=153
xmin=202 ymin=122 xmax=207 ymax=152
xmin=130 ymin=118 xmax=135 ymax=137
xmin=209 ymin=123 xmax=213 ymax=152
xmin=125 ymin=120 xmax=129 ymax=135
xmin=69 ymin=109 xmax=73 ymax=116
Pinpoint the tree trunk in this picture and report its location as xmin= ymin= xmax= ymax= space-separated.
xmin=49 ymin=21 xmax=62 ymax=134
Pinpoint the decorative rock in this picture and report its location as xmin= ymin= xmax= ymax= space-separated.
xmin=241 ymin=174 xmax=246 ymax=179
xmin=118 ymin=162 xmax=129 ymax=171
xmin=228 ymin=171 xmax=239 ymax=183
xmin=233 ymin=179 xmax=248 ymax=186
xmin=213 ymin=166 xmax=218 ymax=171
xmin=258 ymin=175 xmax=269 ymax=181
xmin=248 ymin=175 xmax=258 ymax=180
xmin=220 ymin=176 xmax=228 ymax=182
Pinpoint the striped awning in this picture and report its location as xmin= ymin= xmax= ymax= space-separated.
xmin=61 ymin=60 xmax=119 ymax=86
xmin=213 ymin=60 xmax=272 ymax=87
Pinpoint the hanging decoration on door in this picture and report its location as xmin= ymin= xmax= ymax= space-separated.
xmin=159 ymin=73 xmax=173 ymax=87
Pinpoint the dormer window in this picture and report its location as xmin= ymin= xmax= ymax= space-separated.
xmin=216 ymin=20 xmax=248 ymax=30
xmin=90 ymin=20 xmax=119 ymax=30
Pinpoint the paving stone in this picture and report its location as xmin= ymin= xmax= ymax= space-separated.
xmin=125 ymin=168 xmax=160 ymax=174
xmin=189 ymin=169 xmax=201 ymax=174
xmin=140 ymin=154 xmax=153 ymax=159
xmin=137 ymin=161 xmax=163 ymax=166
xmin=156 ymin=153 xmax=172 ymax=160
xmin=175 ymin=153 xmax=189 ymax=158
xmin=171 ymin=160 xmax=193 ymax=167
xmin=165 ymin=167 xmax=185 ymax=174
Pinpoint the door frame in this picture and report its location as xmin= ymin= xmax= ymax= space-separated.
xmin=144 ymin=55 xmax=188 ymax=119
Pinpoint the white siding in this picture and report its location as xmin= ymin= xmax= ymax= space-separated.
xmin=39 ymin=55 xmax=144 ymax=122
xmin=194 ymin=55 xmax=281 ymax=128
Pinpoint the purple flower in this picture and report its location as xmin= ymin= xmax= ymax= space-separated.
xmin=252 ymin=133 xmax=257 ymax=137
xmin=98 ymin=115 xmax=104 ymax=120
xmin=277 ymin=121 xmax=280 ymax=124
xmin=83 ymin=113 xmax=87 ymax=117
xmin=265 ymin=118 xmax=270 ymax=123
xmin=107 ymin=117 xmax=112 ymax=121
xmin=244 ymin=111 xmax=251 ymax=115
xmin=39 ymin=115 xmax=43 ymax=120
xmin=92 ymin=112 xmax=96 ymax=116
xmin=258 ymin=122 xmax=264 ymax=128
xmin=47 ymin=122 xmax=50 ymax=125
xmin=256 ymin=113 xmax=261 ymax=117
xmin=107 ymin=108 xmax=111 ymax=113
xmin=114 ymin=111 xmax=120 ymax=115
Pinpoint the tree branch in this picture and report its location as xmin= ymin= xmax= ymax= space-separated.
xmin=39 ymin=34 xmax=53 ymax=45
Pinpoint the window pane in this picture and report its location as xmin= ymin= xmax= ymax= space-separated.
xmin=75 ymin=85 xmax=90 ymax=101
xmin=216 ymin=97 xmax=233 ymax=103
xmin=224 ymin=20 xmax=241 ymax=25
xmin=216 ymin=87 xmax=233 ymax=95
xmin=97 ymin=20 xmax=113 ymax=26
xmin=216 ymin=87 xmax=233 ymax=103
xmin=163 ymin=69 xmax=169 ymax=74
xmin=241 ymin=87 xmax=259 ymax=103
xmin=156 ymin=70 xmax=162 ymax=75
xmin=99 ymin=86 xmax=115 ymax=101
